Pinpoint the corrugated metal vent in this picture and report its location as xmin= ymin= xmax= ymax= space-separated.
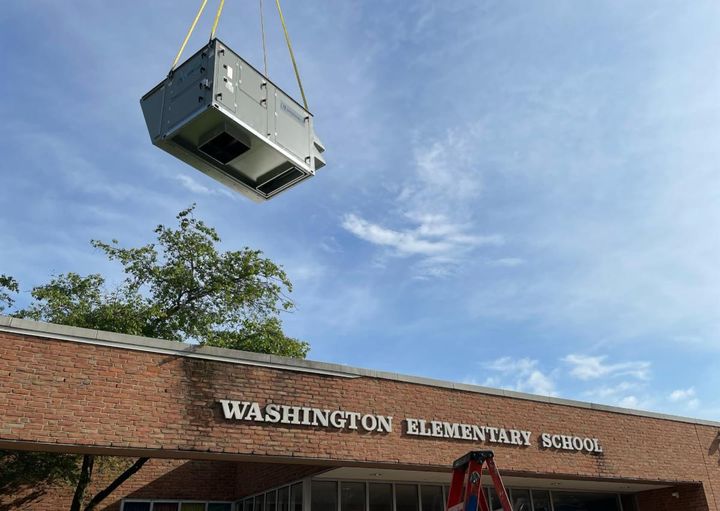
xmin=258 ymin=163 xmax=304 ymax=195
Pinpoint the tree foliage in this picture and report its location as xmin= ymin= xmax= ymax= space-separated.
xmin=1 ymin=205 xmax=308 ymax=509
xmin=12 ymin=205 xmax=308 ymax=356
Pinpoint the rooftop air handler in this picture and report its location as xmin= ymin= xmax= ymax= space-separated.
xmin=141 ymin=39 xmax=326 ymax=202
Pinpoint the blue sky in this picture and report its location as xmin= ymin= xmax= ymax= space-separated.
xmin=1 ymin=1 xmax=720 ymax=419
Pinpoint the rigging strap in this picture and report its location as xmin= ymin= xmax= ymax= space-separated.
xmin=274 ymin=0 xmax=309 ymax=111
xmin=169 ymin=0 xmax=310 ymax=111
xmin=170 ymin=0 xmax=209 ymax=72
xmin=210 ymin=0 xmax=226 ymax=40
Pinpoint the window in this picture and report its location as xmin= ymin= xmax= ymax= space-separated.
xmin=395 ymin=485 xmax=419 ymax=511
xmin=256 ymin=494 xmax=266 ymax=511
xmin=122 ymin=502 xmax=233 ymax=511
xmin=509 ymin=489 xmax=530 ymax=511
xmin=369 ymin=483 xmax=393 ymax=511
xmin=312 ymin=481 xmax=338 ymax=511
xmin=341 ymin=482 xmax=366 ymax=511
xmin=291 ymin=483 xmax=304 ymax=511
xmin=487 ymin=487 xmax=502 ymax=511
xmin=531 ymin=490 xmax=551 ymax=511
xmin=552 ymin=491 xmax=621 ymax=511
xmin=420 ymin=485 xmax=444 ymax=511
xmin=267 ymin=490 xmax=278 ymax=511
xmin=278 ymin=486 xmax=290 ymax=511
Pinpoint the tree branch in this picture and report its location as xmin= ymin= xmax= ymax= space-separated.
xmin=70 ymin=454 xmax=94 ymax=511
xmin=83 ymin=457 xmax=149 ymax=511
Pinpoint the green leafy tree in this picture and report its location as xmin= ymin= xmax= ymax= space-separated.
xmin=0 ymin=205 xmax=308 ymax=510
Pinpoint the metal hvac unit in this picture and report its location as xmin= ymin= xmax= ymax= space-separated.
xmin=141 ymin=39 xmax=326 ymax=202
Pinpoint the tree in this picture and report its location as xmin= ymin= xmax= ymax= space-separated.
xmin=0 ymin=205 xmax=308 ymax=510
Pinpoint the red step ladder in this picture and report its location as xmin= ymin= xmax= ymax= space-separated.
xmin=446 ymin=451 xmax=513 ymax=511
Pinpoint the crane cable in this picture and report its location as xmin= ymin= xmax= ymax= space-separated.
xmin=259 ymin=0 xmax=268 ymax=77
xmin=168 ymin=0 xmax=309 ymax=112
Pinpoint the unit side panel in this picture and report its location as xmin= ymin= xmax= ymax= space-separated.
xmin=236 ymin=60 xmax=268 ymax=136
xmin=274 ymin=89 xmax=312 ymax=164
xmin=164 ymin=50 xmax=211 ymax=132
xmin=214 ymin=45 xmax=238 ymax=113
xmin=140 ymin=85 xmax=167 ymax=141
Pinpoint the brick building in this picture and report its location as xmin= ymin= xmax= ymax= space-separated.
xmin=1 ymin=316 xmax=719 ymax=511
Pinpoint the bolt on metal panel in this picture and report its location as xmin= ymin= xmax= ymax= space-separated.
xmin=141 ymin=39 xmax=326 ymax=202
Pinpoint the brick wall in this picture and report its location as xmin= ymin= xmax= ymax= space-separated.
xmin=0 ymin=459 xmax=235 ymax=511
xmin=1 ymin=331 xmax=720 ymax=510
xmin=636 ymin=484 xmax=709 ymax=511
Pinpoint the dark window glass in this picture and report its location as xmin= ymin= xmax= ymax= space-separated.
xmin=486 ymin=488 xmax=501 ymax=511
xmin=312 ymin=481 xmax=338 ymax=511
xmin=552 ymin=492 xmax=620 ymax=511
xmin=421 ymin=485 xmax=444 ymax=511
xmin=154 ymin=504 xmax=179 ymax=511
xmin=123 ymin=504 xmax=151 ymax=511
xmin=396 ymin=485 xmax=419 ymax=511
xmin=342 ymin=482 xmax=366 ymax=511
xmin=620 ymin=495 xmax=637 ymax=511
xmin=267 ymin=491 xmax=278 ymax=511
xmin=510 ymin=489 xmax=531 ymax=511
xmin=291 ymin=483 xmax=304 ymax=511
xmin=209 ymin=505 xmax=233 ymax=511
xmin=256 ymin=495 xmax=266 ymax=511
xmin=181 ymin=504 xmax=205 ymax=511
xmin=531 ymin=490 xmax=551 ymax=511
xmin=369 ymin=483 xmax=393 ymax=511
xmin=244 ymin=498 xmax=255 ymax=511
xmin=279 ymin=487 xmax=290 ymax=511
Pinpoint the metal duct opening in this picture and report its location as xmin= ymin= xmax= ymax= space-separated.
xmin=199 ymin=131 xmax=251 ymax=164
xmin=257 ymin=163 xmax=304 ymax=195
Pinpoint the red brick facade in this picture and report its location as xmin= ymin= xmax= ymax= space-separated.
xmin=1 ymin=325 xmax=719 ymax=510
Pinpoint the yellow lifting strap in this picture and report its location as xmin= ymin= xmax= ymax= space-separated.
xmin=170 ymin=0 xmax=209 ymax=72
xmin=274 ymin=0 xmax=310 ymax=111
xmin=169 ymin=0 xmax=310 ymax=112
xmin=210 ymin=0 xmax=226 ymax=40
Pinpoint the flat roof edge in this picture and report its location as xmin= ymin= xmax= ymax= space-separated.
xmin=2 ymin=315 xmax=719 ymax=428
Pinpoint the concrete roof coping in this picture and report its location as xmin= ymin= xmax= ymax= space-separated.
xmin=2 ymin=315 xmax=720 ymax=428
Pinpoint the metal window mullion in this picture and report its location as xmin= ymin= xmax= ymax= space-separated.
xmin=365 ymin=481 xmax=370 ymax=511
xmin=303 ymin=477 xmax=312 ymax=511
xmin=417 ymin=484 xmax=422 ymax=511
xmin=392 ymin=484 xmax=397 ymax=511
xmin=338 ymin=481 xmax=342 ymax=511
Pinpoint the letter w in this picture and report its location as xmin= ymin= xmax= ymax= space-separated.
xmin=219 ymin=400 xmax=249 ymax=420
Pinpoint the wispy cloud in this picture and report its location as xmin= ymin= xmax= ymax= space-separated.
xmin=475 ymin=357 xmax=557 ymax=397
xmin=174 ymin=174 xmax=236 ymax=199
xmin=342 ymin=213 xmax=502 ymax=257
xmin=669 ymin=387 xmax=699 ymax=410
xmin=563 ymin=354 xmax=651 ymax=381
xmin=342 ymin=129 xmax=507 ymax=277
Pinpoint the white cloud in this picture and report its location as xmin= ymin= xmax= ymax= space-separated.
xmin=341 ymin=213 xmax=502 ymax=258
xmin=584 ymin=381 xmax=653 ymax=410
xmin=487 ymin=258 xmax=525 ymax=267
xmin=478 ymin=357 xmax=557 ymax=397
xmin=341 ymin=129 xmax=508 ymax=277
xmin=174 ymin=174 xmax=235 ymax=198
xmin=563 ymin=354 xmax=651 ymax=381
xmin=669 ymin=387 xmax=695 ymax=402
xmin=669 ymin=387 xmax=699 ymax=410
